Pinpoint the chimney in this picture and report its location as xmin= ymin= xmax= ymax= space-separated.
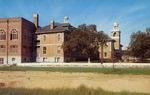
xmin=33 ymin=14 xmax=39 ymax=28
xmin=50 ymin=21 xmax=54 ymax=29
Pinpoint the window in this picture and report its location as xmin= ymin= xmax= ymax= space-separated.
xmin=0 ymin=30 xmax=6 ymax=40
xmin=10 ymin=29 xmax=18 ymax=40
xmin=24 ymin=32 xmax=27 ymax=40
xmin=43 ymin=47 xmax=46 ymax=54
xmin=55 ymin=57 xmax=60 ymax=62
xmin=0 ymin=58 xmax=4 ymax=64
xmin=12 ymin=58 xmax=15 ymax=61
xmin=57 ymin=46 xmax=61 ymax=54
xmin=43 ymin=58 xmax=46 ymax=62
xmin=24 ymin=58 xmax=26 ymax=61
xmin=57 ymin=34 xmax=61 ymax=42
xmin=10 ymin=45 xmax=18 ymax=53
xmin=104 ymin=52 xmax=107 ymax=57
xmin=113 ymin=32 xmax=116 ymax=37
xmin=43 ymin=35 xmax=46 ymax=42
xmin=0 ymin=45 xmax=6 ymax=53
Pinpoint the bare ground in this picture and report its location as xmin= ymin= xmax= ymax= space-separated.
xmin=0 ymin=71 xmax=150 ymax=93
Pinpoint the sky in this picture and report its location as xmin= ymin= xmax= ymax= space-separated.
xmin=0 ymin=0 xmax=150 ymax=48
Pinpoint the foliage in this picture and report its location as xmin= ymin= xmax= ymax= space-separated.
xmin=0 ymin=85 xmax=150 ymax=95
xmin=122 ymin=50 xmax=130 ymax=62
xmin=78 ymin=23 xmax=97 ymax=32
xmin=0 ymin=66 xmax=150 ymax=75
xmin=63 ymin=24 xmax=108 ymax=61
xmin=129 ymin=31 xmax=150 ymax=62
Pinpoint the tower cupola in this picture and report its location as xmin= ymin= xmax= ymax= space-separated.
xmin=64 ymin=16 xmax=69 ymax=23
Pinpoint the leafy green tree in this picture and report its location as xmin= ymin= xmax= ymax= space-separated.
xmin=129 ymin=30 xmax=150 ymax=62
xmin=63 ymin=26 xmax=108 ymax=62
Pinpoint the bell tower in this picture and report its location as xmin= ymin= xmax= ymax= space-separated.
xmin=111 ymin=22 xmax=121 ymax=51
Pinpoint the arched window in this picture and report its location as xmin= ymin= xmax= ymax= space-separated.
xmin=57 ymin=34 xmax=61 ymax=42
xmin=43 ymin=35 xmax=46 ymax=42
xmin=0 ymin=30 xmax=6 ymax=40
xmin=10 ymin=29 xmax=18 ymax=40
xmin=113 ymin=32 xmax=116 ymax=37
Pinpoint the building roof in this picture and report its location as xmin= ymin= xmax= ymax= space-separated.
xmin=36 ymin=22 xmax=73 ymax=34
xmin=106 ymin=37 xmax=116 ymax=42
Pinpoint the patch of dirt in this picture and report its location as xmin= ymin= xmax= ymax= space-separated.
xmin=0 ymin=82 xmax=5 ymax=87
xmin=0 ymin=71 xmax=150 ymax=93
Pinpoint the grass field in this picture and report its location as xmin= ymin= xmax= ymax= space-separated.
xmin=0 ymin=85 xmax=150 ymax=95
xmin=0 ymin=66 xmax=150 ymax=75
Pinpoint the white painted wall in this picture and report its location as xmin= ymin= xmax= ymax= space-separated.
xmin=36 ymin=57 xmax=64 ymax=63
xmin=0 ymin=56 xmax=21 ymax=64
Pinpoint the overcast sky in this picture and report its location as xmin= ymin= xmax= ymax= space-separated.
xmin=0 ymin=0 xmax=150 ymax=47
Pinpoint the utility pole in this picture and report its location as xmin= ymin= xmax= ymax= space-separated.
xmin=6 ymin=19 xmax=9 ymax=64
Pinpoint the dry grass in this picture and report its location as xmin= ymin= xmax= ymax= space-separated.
xmin=0 ymin=85 xmax=150 ymax=95
xmin=0 ymin=71 xmax=150 ymax=94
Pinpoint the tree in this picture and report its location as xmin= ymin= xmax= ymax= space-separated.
xmin=63 ymin=26 xmax=108 ymax=62
xmin=78 ymin=24 xmax=97 ymax=32
xmin=95 ymin=31 xmax=108 ymax=63
xmin=87 ymin=24 xmax=97 ymax=32
xmin=128 ymin=30 xmax=150 ymax=62
xmin=78 ymin=24 xmax=87 ymax=31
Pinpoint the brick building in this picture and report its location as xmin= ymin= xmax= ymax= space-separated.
xmin=0 ymin=14 xmax=122 ymax=64
xmin=0 ymin=17 xmax=36 ymax=64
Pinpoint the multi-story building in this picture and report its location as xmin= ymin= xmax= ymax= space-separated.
xmin=0 ymin=16 xmax=36 ymax=64
xmin=0 ymin=14 xmax=122 ymax=64
xmin=35 ymin=16 xmax=73 ymax=63
xmin=100 ymin=38 xmax=115 ymax=60
xmin=99 ymin=22 xmax=122 ymax=61
xmin=110 ymin=22 xmax=122 ymax=58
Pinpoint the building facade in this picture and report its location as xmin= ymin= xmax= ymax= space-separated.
xmin=110 ymin=22 xmax=122 ymax=58
xmin=0 ymin=17 xmax=36 ymax=64
xmin=98 ymin=22 xmax=122 ymax=61
xmin=0 ymin=14 xmax=122 ymax=64
xmin=35 ymin=17 xmax=73 ymax=63
xmin=99 ymin=39 xmax=115 ymax=60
